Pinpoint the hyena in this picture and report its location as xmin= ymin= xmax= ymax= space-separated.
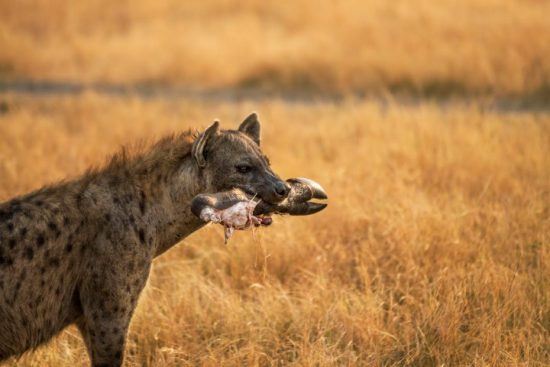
xmin=0 ymin=114 xmax=293 ymax=366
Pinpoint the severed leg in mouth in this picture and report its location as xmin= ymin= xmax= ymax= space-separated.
xmin=191 ymin=189 xmax=271 ymax=243
xmin=191 ymin=178 xmax=328 ymax=243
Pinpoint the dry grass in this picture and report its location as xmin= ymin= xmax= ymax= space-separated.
xmin=0 ymin=93 xmax=548 ymax=366
xmin=1 ymin=0 xmax=550 ymax=97
xmin=1 ymin=1 xmax=548 ymax=365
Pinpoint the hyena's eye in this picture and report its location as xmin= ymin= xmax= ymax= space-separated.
xmin=235 ymin=164 xmax=252 ymax=174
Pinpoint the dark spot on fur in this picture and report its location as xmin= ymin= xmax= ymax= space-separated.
xmin=63 ymin=217 xmax=70 ymax=226
xmin=0 ymin=248 xmax=13 ymax=267
xmin=65 ymin=242 xmax=73 ymax=253
xmin=36 ymin=234 xmax=45 ymax=247
xmin=0 ymin=255 xmax=8 ymax=267
xmin=138 ymin=229 xmax=146 ymax=245
xmin=104 ymin=213 xmax=111 ymax=222
xmin=75 ymin=191 xmax=85 ymax=205
xmin=49 ymin=257 xmax=60 ymax=268
xmin=48 ymin=221 xmax=58 ymax=233
xmin=35 ymin=200 xmax=43 ymax=207
xmin=7 ymin=222 xmax=14 ymax=232
xmin=139 ymin=190 xmax=146 ymax=214
xmin=0 ymin=210 xmax=12 ymax=222
xmin=19 ymin=227 xmax=28 ymax=238
xmin=8 ymin=239 xmax=16 ymax=249
xmin=24 ymin=247 xmax=34 ymax=260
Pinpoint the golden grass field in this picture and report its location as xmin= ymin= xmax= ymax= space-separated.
xmin=1 ymin=0 xmax=550 ymax=97
xmin=1 ymin=0 xmax=550 ymax=366
xmin=0 ymin=94 xmax=548 ymax=366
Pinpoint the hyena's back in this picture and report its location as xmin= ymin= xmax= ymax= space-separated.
xmin=0 ymin=183 xmax=87 ymax=358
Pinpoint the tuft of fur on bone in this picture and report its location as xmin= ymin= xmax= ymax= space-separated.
xmin=199 ymin=200 xmax=271 ymax=243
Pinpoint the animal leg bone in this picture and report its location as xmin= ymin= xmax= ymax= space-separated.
xmin=253 ymin=177 xmax=328 ymax=216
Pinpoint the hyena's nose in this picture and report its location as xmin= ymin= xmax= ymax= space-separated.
xmin=274 ymin=181 xmax=290 ymax=199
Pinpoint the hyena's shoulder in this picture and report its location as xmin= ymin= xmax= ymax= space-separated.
xmin=0 ymin=184 xmax=84 ymax=268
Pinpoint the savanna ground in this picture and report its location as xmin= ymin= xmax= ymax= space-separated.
xmin=0 ymin=1 xmax=549 ymax=366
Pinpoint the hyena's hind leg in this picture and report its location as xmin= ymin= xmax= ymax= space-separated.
xmin=77 ymin=255 xmax=151 ymax=367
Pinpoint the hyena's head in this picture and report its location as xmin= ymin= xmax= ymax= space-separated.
xmin=191 ymin=113 xmax=290 ymax=204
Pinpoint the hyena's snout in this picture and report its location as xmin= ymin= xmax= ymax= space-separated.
xmin=274 ymin=180 xmax=290 ymax=198
xmin=260 ymin=173 xmax=291 ymax=204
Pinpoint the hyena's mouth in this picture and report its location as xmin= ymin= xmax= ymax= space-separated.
xmin=236 ymin=185 xmax=261 ymax=201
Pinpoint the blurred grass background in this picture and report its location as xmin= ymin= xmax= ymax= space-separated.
xmin=0 ymin=0 xmax=549 ymax=366
xmin=1 ymin=0 xmax=550 ymax=98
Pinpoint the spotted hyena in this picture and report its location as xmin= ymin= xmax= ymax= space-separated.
xmin=0 ymin=114 xmax=291 ymax=366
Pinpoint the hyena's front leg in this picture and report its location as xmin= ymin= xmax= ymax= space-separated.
xmin=78 ymin=249 xmax=152 ymax=367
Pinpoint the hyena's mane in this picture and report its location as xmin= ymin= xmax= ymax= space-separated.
xmin=0 ymin=130 xmax=197 ymax=211
xmin=81 ymin=129 xmax=197 ymax=184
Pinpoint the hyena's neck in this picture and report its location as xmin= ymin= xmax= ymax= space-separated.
xmin=88 ymin=134 xmax=208 ymax=257
xmin=132 ymin=155 xmax=207 ymax=257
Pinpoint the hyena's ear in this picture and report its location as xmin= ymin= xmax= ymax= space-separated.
xmin=238 ymin=112 xmax=261 ymax=146
xmin=192 ymin=121 xmax=219 ymax=168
